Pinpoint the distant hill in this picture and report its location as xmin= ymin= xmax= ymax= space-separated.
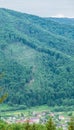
xmin=0 ymin=8 xmax=74 ymax=107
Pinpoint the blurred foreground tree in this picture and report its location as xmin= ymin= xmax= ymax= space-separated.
xmin=0 ymin=73 xmax=8 ymax=103
xmin=0 ymin=93 xmax=8 ymax=103
xmin=68 ymin=117 xmax=74 ymax=130
xmin=46 ymin=118 xmax=56 ymax=130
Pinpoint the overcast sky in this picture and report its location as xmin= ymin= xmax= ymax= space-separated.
xmin=0 ymin=0 xmax=74 ymax=17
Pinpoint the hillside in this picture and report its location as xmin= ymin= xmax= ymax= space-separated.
xmin=0 ymin=8 xmax=74 ymax=108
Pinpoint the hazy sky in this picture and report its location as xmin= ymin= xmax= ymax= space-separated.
xmin=0 ymin=0 xmax=74 ymax=17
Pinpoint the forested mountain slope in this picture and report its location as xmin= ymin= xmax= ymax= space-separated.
xmin=0 ymin=8 xmax=74 ymax=107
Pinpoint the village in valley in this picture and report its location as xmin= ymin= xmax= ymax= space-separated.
xmin=0 ymin=109 xmax=72 ymax=130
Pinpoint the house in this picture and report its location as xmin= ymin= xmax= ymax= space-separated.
xmin=59 ymin=115 xmax=65 ymax=120
xmin=29 ymin=117 xmax=40 ymax=124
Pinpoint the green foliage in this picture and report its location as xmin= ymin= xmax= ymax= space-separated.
xmin=24 ymin=122 xmax=32 ymax=130
xmin=0 ymin=74 xmax=8 ymax=104
xmin=0 ymin=120 xmax=7 ymax=130
xmin=31 ymin=123 xmax=37 ymax=130
xmin=68 ymin=117 xmax=74 ymax=130
xmin=0 ymin=118 xmax=74 ymax=130
xmin=46 ymin=118 xmax=56 ymax=130
xmin=0 ymin=93 xmax=8 ymax=103
xmin=0 ymin=8 xmax=74 ymax=108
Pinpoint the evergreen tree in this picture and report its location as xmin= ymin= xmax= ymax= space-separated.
xmin=46 ymin=118 xmax=56 ymax=130
xmin=68 ymin=117 xmax=74 ymax=130
xmin=31 ymin=123 xmax=37 ymax=130
xmin=25 ymin=122 xmax=31 ymax=130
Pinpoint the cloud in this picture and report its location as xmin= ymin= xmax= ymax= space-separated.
xmin=52 ymin=14 xmax=65 ymax=18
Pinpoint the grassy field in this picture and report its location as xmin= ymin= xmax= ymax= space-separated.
xmin=0 ymin=104 xmax=49 ymax=116
xmin=0 ymin=104 xmax=74 ymax=117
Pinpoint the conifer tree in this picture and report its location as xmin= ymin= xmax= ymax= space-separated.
xmin=25 ymin=122 xmax=31 ymax=130
xmin=68 ymin=117 xmax=74 ymax=130
xmin=46 ymin=118 xmax=56 ymax=130
xmin=31 ymin=123 xmax=37 ymax=130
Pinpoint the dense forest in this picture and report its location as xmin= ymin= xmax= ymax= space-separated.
xmin=0 ymin=8 xmax=74 ymax=108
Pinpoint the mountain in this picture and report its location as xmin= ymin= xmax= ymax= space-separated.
xmin=0 ymin=8 xmax=74 ymax=108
